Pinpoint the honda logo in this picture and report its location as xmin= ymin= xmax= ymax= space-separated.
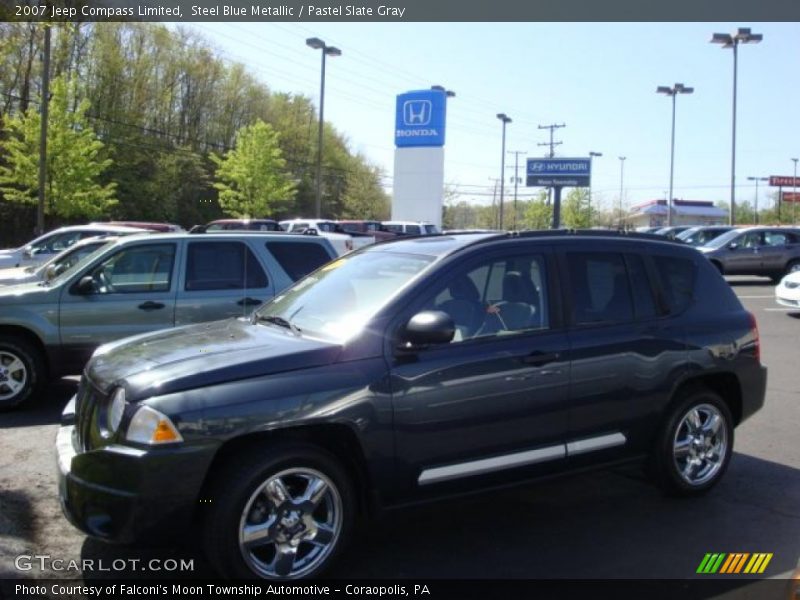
xmin=403 ymin=100 xmax=432 ymax=126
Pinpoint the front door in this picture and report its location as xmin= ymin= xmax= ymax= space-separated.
xmin=389 ymin=248 xmax=570 ymax=502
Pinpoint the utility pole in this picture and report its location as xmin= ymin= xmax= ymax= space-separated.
xmin=37 ymin=25 xmax=51 ymax=236
xmin=507 ymin=150 xmax=527 ymax=230
xmin=538 ymin=123 xmax=565 ymax=207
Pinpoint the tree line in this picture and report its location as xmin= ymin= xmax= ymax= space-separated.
xmin=0 ymin=22 xmax=390 ymax=245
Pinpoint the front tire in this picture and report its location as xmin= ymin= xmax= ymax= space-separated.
xmin=653 ymin=389 xmax=734 ymax=496
xmin=203 ymin=443 xmax=355 ymax=580
xmin=0 ymin=336 xmax=46 ymax=410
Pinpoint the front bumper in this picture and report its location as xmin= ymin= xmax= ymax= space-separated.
xmin=56 ymin=402 xmax=215 ymax=544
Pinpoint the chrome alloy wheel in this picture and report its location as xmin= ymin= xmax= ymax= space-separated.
xmin=0 ymin=350 xmax=28 ymax=402
xmin=238 ymin=468 xmax=343 ymax=579
xmin=672 ymin=403 xmax=728 ymax=486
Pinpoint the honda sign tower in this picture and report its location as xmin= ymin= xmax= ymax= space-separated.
xmin=392 ymin=89 xmax=448 ymax=228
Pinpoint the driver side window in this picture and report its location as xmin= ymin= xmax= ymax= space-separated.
xmin=86 ymin=244 xmax=176 ymax=294
xmin=428 ymin=253 xmax=549 ymax=343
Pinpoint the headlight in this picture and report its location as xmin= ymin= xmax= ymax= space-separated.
xmin=125 ymin=405 xmax=183 ymax=445
xmin=107 ymin=387 xmax=126 ymax=433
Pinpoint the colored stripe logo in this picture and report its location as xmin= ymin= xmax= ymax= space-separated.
xmin=697 ymin=553 xmax=773 ymax=574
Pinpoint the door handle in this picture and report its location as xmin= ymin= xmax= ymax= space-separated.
xmin=237 ymin=297 xmax=262 ymax=307
xmin=138 ymin=301 xmax=165 ymax=311
xmin=522 ymin=351 xmax=561 ymax=367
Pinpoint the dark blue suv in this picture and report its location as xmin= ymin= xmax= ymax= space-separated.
xmin=57 ymin=231 xmax=766 ymax=580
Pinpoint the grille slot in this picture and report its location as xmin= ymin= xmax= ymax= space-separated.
xmin=75 ymin=379 xmax=102 ymax=452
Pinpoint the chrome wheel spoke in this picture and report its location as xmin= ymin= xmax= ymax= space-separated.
xmin=301 ymin=476 xmax=328 ymax=507
xmin=265 ymin=478 xmax=291 ymax=506
xmin=674 ymin=439 xmax=691 ymax=458
xmin=273 ymin=547 xmax=297 ymax=577
xmin=702 ymin=413 xmax=722 ymax=436
xmin=687 ymin=409 xmax=702 ymax=432
xmin=682 ymin=460 xmax=697 ymax=479
xmin=6 ymin=358 xmax=24 ymax=374
xmin=311 ymin=524 xmax=335 ymax=546
xmin=242 ymin=519 xmax=275 ymax=549
xmin=5 ymin=378 xmax=22 ymax=393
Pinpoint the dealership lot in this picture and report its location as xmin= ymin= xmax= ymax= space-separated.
xmin=0 ymin=276 xmax=798 ymax=581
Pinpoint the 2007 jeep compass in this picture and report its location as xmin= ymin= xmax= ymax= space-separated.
xmin=57 ymin=231 xmax=766 ymax=580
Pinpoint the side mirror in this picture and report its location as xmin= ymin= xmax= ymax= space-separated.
xmin=302 ymin=228 xmax=319 ymax=236
xmin=400 ymin=310 xmax=455 ymax=348
xmin=728 ymin=242 xmax=739 ymax=251
xmin=44 ymin=264 xmax=58 ymax=281
xmin=22 ymin=246 xmax=33 ymax=259
xmin=76 ymin=275 xmax=96 ymax=295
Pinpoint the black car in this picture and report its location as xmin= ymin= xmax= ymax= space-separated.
xmin=676 ymin=225 xmax=734 ymax=247
xmin=57 ymin=231 xmax=766 ymax=580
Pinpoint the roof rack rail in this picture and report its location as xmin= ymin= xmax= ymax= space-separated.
xmin=501 ymin=228 xmax=684 ymax=243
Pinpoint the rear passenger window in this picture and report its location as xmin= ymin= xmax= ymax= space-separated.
xmin=266 ymin=242 xmax=332 ymax=281
xmin=626 ymin=254 xmax=658 ymax=320
xmin=567 ymin=253 xmax=633 ymax=325
xmin=652 ymin=256 xmax=694 ymax=314
xmin=185 ymin=242 xmax=267 ymax=291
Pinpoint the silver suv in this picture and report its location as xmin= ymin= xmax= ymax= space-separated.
xmin=0 ymin=232 xmax=336 ymax=409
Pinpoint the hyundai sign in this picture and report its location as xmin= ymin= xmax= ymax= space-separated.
xmin=526 ymin=157 xmax=591 ymax=187
xmin=395 ymin=89 xmax=447 ymax=148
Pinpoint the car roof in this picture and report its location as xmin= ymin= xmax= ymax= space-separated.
xmin=366 ymin=230 xmax=687 ymax=259
xmin=109 ymin=231 xmax=333 ymax=244
xmin=207 ymin=219 xmax=279 ymax=224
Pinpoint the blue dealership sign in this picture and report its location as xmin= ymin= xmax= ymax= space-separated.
xmin=395 ymin=89 xmax=447 ymax=148
xmin=526 ymin=157 xmax=591 ymax=187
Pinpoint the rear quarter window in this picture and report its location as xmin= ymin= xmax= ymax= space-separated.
xmin=652 ymin=255 xmax=695 ymax=315
xmin=266 ymin=241 xmax=333 ymax=281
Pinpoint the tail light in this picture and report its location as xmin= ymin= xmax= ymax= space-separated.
xmin=748 ymin=311 xmax=760 ymax=363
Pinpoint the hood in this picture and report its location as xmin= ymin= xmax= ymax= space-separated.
xmin=0 ymin=267 xmax=37 ymax=286
xmin=87 ymin=317 xmax=341 ymax=400
xmin=0 ymin=280 xmax=55 ymax=303
xmin=0 ymin=249 xmax=22 ymax=268
xmin=780 ymin=270 xmax=800 ymax=286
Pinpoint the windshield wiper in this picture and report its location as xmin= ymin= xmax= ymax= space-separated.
xmin=254 ymin=314 xmax=302 ymax=336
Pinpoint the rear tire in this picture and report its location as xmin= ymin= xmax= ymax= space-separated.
xmin=0 ymin=336 xmax=46 ymax=410
xmin=653 ymin=388 xmax=734 ymax=497
xmin=203 ymin=443 xmax=355 ymax=580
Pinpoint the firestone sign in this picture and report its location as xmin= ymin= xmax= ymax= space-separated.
xmin=526 ymin=157 xmax=591 ymax=187
xmin=395 ymin=89 xmax=447 ymax=148
xmin=769 ymin=176 xmax=800 ymax=187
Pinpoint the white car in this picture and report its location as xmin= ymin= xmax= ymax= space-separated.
xmin=0 ymin=236 xmax=117 ymax=287
xmin=279 ymin=219 xmax=364 ymax=255
xmin=381 ymin=221 xmax=440 ymax=235
xmin=775 ymin=269 xmax=800 ymax=309
xmin=0 ymin=224 xmax=146 ymax=270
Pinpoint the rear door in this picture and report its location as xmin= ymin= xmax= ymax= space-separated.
xmin=175 ymin=239 xmax=274 ymax=325
xmin=760 ymin=229 xmax=800 ymax=273
xmin=561 ymin=246 xmax=683 ymax=461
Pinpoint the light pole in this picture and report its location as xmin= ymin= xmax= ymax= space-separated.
xmin=588 ymin=151 xmax=602 ymax=227
xmin=657 ymin=83 xmax=694 ymax=227
xmin=306 ymin=37 xmax=341 ymax=219
xmin=792 ymin=158 xmax=798 ymax=224
xmin=496 ymin=113 xmax=512 ymax=230
xmin=746 ymin=176 xmax=768 ymax=224
xmin=711 ymin=27 xmax=763 ymax=226
xmin=618 ymin=156 xmax=626 ymax=229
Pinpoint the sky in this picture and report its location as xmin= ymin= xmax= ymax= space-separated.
xmin=178 ymin=22 xmax=800 ymax=213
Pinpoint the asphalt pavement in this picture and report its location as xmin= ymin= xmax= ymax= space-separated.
xmin=0 ymin=276 xmax=798 ymax=584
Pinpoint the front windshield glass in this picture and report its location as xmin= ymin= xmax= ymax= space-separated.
xmin=676 ymin=228 xmax=700 ymax=242
xmin=46 ymin=241 xmax=116 ymax=286
xmin=702 ymin=228 xmax=743 ymax=249
xmin=35 ymin=241 xmax=109 ymax=278
xmin=254 ymin=251 xmax=436 ymax=343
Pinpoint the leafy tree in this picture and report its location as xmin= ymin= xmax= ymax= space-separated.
xmin=210 ymin=120 xmax=296 ymax=218
xmin=561 ymin=188 xmax=592 ymax=229
xmin=0 ymin=75 xmax=116 ymax=220
xmin=520 ymin=192 xmax=552 ymax=230
xmin=339 ymin=157 xmax=390 ymax=220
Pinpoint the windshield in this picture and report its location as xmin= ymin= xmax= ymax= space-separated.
xmin=34 ymin=240 xmax=110 ymax=278
xmin=679 ymin=228 xmax=731 ymax=246
xmin=46 ymin=241 xmax=116 ymax=286
xmin=253 ymin=251 xmax=436 ymax=343
xmin=675 ymin=228 xmax=700 ymax=242
xmin=702 ymin=228 xmax=743 ymax=249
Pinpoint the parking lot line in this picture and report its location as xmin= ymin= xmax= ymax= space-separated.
xmin=738 ymin=295 xmax=776 ymax=299
xmin=763 ymin=307 xmax=798 ymax=312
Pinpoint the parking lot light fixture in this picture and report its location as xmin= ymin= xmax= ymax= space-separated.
xmin=657 ymin=83 xmax=694 ymax=227
xmin=747 ymin=177 xmax=768 ymax=224
xmin=307 ymin=37 xmax=341 ymax=219
xmin=496 ymin=113 xmax=512 ymax=230
xmin=792 ymin=158 xmax=798 ymax=224
xmin=711 ymin=27 xmax=763 ymax=226
xmin=618 ymin=156 xmax=626 ymax=229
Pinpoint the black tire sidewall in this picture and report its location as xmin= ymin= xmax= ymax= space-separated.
xmin=0 ymin=337 xmax=44 ymax=409
xmin=656 ymin=390 xmax=734 ymax=496
xmin=203 ymin=443 xmax=355 ymax=580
